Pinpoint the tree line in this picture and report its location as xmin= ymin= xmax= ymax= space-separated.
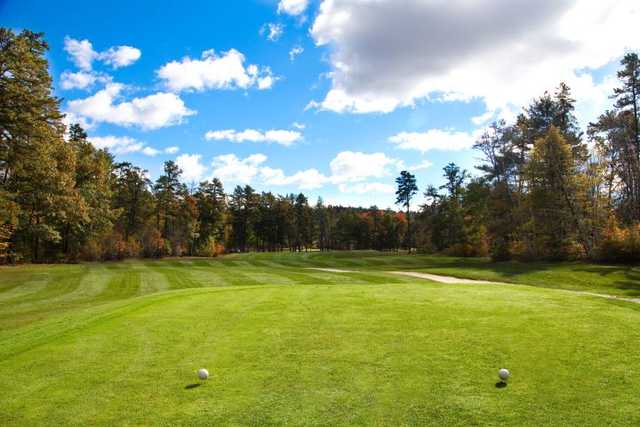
xmin=408 ymin=59 xmax=640 ymax=263
xmin=0 ymin=29 xmax=409 ymax=262
xmin=1 ymin=29 xmax=639 ymax=263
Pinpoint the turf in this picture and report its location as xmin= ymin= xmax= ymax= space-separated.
xmin=0 ymin=252 xmax=639 ymax=425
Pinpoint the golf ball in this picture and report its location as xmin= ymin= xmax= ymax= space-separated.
xmin=198 ymin=368 xmax=209 ymax=380
xmin=498 ymin=368 xmax=510 ymax=381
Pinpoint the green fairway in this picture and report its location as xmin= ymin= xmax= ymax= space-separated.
xmin=1 ymin=252 xmax=639 ymax=425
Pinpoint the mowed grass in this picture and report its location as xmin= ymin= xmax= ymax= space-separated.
xmin=0 ymin=252 xmax=639 ymax=425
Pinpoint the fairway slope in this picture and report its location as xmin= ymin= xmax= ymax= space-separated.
xmin=392 ymin=271 xmax=640 ymax=305
xmin=1 ymin=254 xmax=639 ymax=425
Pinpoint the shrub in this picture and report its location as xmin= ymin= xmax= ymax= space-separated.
xmin=80 ymin=240 xmax=102 ymax=261
xmin=597 ymin=218 xmax=640 ymax=263
xmin=0 ymin=224 xmax=14 ymax=263
xmin=142 ymin=228 xmax=165 ymax=258
xmin=197 ymin=236 xmax=225 ymax=257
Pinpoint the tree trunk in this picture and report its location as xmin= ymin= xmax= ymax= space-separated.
xmin=406 ymin=205 xmax=411 ymax=254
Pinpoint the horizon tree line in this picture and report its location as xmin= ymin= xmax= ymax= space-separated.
xmin=1 ymin=28 xmax=639 ymax=263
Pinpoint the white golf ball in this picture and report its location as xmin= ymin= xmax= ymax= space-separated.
xmin=498 ymin=368 xmax=510 ymax=381
xmin=197 ymin=368 xmax=209 ymax=380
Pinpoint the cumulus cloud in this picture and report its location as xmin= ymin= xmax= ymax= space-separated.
xmin=62 ymin=111 xmax=94 ymax=132
xmin=211 ymin=153 xmax=268 ymax=184
xmin=278 ymin=0 xmax=309 ymax=16
xmin=176 ymin=154 xmax=207 ymax=182
xmin=257 ymin=72 xmax=276 ymax=89
xmin=64 ymin=37 xmax=97 ymax=71
xmin=60 ymin=71 xmax=100 ymax=90
xmin=87 ymin=135 xmax=168 ymax=157
xmin=261 ymin=167 xmax=328 ymax=190
xmin=389 ymin=129 xmax=481 ymax=153
xmin=338 ymin=182 xmax=395 ymax=194
xmin=261 ymin=23 xmax=284 ymax=42
xmin=289 ymin=45 xmax=304 ymax=61
xmin=403 ymin=160 xmax=433 ymax=172
xmin=308 ymin=0 xmax=640 ymax=122
xmin=207 ymin=150 xmax=414 ymax=193
xmin=143 ymin=146 xmax=181 ymax=157
xmin=157 ymin=49 xmax=275 ymax=92
xmin=210 ymin=153 xmax=327 ymax=189
xmin=205 ymin=128 xmax=302 ymax=146
xmin=88 ymin=136 xmax=144 ymax=154
xmin=66 ymin=83 xmax=195 ymax=130
xmin=98 ymin=46 xmax=141 ymax=69
xmin=63 ymin=37 xmax=141 ymax=71
xmin=141 ymin=146 xmax=161 ymax=156
xmin=329 ymin=151 xmax=400 ymax=183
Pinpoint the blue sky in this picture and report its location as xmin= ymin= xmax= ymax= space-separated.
xmin=2 ymin=0 xmax=639 ymax=208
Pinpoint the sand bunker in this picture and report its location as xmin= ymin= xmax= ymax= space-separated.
xmin=307 ymin=268 xmax=355 ymax=273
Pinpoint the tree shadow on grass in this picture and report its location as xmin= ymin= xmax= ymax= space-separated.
xmin=411 ymin=258 xmax=558 ymax=279
xmin=572 ymin=265 xmax=640 ymax=298
xmin=185 ymin=383 xmax=201 ymax=390
xmin=411 ymin=257 xmax=640 ymax=297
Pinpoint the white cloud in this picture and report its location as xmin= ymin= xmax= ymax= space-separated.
xmin=157 ymin=49 xmax=274 ymax=92
xmin=571 ymin=73 xmax=619 ymax=131
xmin=63 ymin=37 xmax=141 ymax=70
xmin=142 ymin=145 xmax=181 ymax=157
xmin=471 ymin=110 xmax=496 ymax=126
xmin=261 ymin=167 xmax=327 ymax=190
xmin=289 ymin=45 xmax=304 ymax=61
xmin=60 ymin=71 xmax=98 ymax=90
xmin=66 ymin=83 xmax=195 ymax=130
xmin=389 ymin=129 xmax=480 ymax=153
xmin=261 ymin=23 xmax=284 ymax=42
xmin=88 ymin=135 xmax=144 ymax=154
xmin=64 ymin=37 xmax=97 ymax=71
xmin=210 ymin=153 xmax=328 ymax=189
xmin=141 ymin=146 xmax=160 ymax=156
xmin=329 ymin=151 xmax=400 ymax=183
xmin=292 ymin=122 xmax=305 ymax=130
xmin=404 ymin=160 xmax=433 ymax=172
xmin=205 ymin=128 xmax=302 ymax=146
xmin=309 ymin=0 xmax=640 ymax=123
xmin=338 ymin=182 xmax=395 ymax=194
xmin=257 ymin=73 xmax=275 ymax=89
xmin=211 ymin=153 xmax=267 ymax=184
xmin=98 ymin=46 xmax=141 ymax=69
xmin=87 ymin=135 xmax=167 ymax=157
xmin=206 ymin=150 xmax=413 ymax=194
xmin=176 ymin=154 xmax=207 ymax=182
xmin=306 ymin=89 xmax=400 ymax=114
xmin=278 ymin=0 xmax=309 ymax=16
xmin=60 ymin=70 xmax=111 ymax=91
xmin=62 ymin=112 xmax=94 ymax=133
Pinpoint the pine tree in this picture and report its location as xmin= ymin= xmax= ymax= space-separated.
xmin=613 ymin=53 xmax=640 ymax=154
xmin=113 ymin=162 xmax=153 ymax=241
xmin=194 ymin=179 xmax=226 ymax=253
xmin=63 ymin=124 xmax=116 ymax=258
xmin=0 ymin=29 xmax=78 ymax=261
xmin=395 ymin=171 xmax=418 ymax=251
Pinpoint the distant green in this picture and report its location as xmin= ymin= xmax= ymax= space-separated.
xmin=0 ymin=252 xmax=639 ymax=426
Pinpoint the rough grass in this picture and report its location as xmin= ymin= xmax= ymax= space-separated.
xmin=0 ymin=252 xmax=639 ymax=425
